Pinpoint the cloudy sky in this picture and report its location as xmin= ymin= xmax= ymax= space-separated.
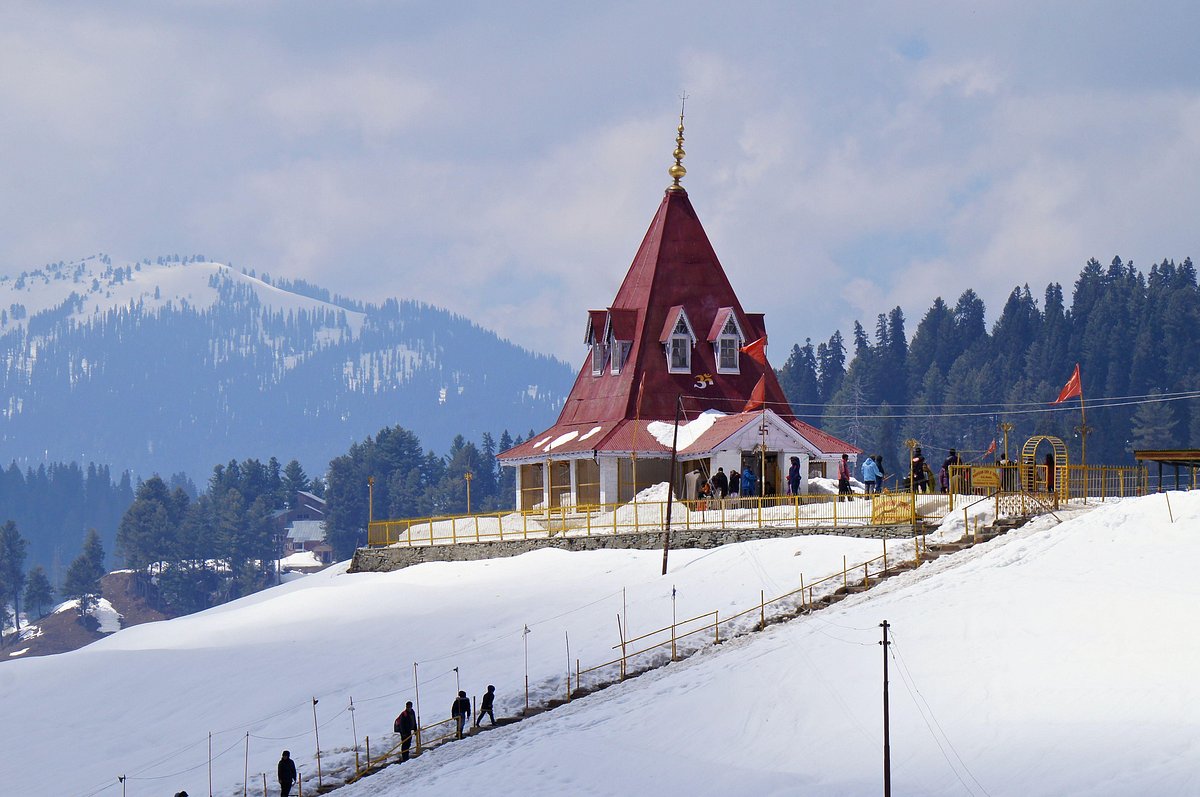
xmin=3 ymin=1 xmax=1199 ymax=362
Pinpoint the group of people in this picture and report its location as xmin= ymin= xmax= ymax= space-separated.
xmin=216 ymin=686 xmax=497 ymax=797
xmin=902 ymin=447 xmax=966 ymax=493
xmin=691 ymin=465 xmax=762 ymax=502
xmin=391 ymin=684 xmax=497 ymax=767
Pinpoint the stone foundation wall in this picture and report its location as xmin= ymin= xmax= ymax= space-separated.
xmin=349 ymin=524 xmax=918 ymax=573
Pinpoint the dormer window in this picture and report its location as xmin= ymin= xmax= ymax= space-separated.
xmin=660 ymin=306 xmax=695 ymax=374
xmin=585 ymin=309 xmax=610 ymax=378
xmin=707 ymin=308 xmax=744 ymax=375
xmin=606 ymin=308 xmax=638 ymax=376
xmin=610 ymin=340 xmax=631 ymax=374
xmin=591 ymin=341 xmax=609 ymax=375
xmin=715 ymin=315 xmax=742 ymax=373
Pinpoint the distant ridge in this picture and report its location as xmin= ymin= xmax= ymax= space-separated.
xmin=0 ymin=255 xmax=572 ymax=478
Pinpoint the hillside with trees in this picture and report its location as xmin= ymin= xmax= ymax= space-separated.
xmin=777 ymin=257 xmax=1200 ymax=470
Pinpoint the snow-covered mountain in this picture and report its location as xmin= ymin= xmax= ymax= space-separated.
xmin=0 ymin=255 xmax=571 ymax=478
xmin=4 ymin=492 xmax=1195 ymax=796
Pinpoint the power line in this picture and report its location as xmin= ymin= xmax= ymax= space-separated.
xmin=889 ymin=636 xmax=992 ymax=797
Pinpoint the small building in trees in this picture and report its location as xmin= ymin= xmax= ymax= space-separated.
xmin=498 ymin=115 xmax=857 ymax=509
xmin=273 ymin=491 xmax=332 ymax=565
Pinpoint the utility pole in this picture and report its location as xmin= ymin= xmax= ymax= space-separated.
xmin=880 ymin=620 xmax=892 ymax=797
xmin=662 ymin=394 xmax=682 ymax=575
xmin=999 ymin=422 xmax=1013 ymax=461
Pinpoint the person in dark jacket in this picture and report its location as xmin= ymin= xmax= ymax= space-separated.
xmin=787 ymin=456 xmax=801 ymax=496
xmin=476 ymin=684 xmax=496 ymax=727
xmin=452 ymin=690 xmax=471 ymax=739
xmin=942 ymin=449 xmax=962 ymax=493
xmin=711 ymin=467 xmax=728 ymax=498
xmin=873 ymin=455 xmax=886 ymax=493
xmin=911 ymin=448 xmax=929 ymax=493
xmin=728 ymin=469 xmax=740 ymax=497
xmin=395 ymin=700 xmax=417 ymax=761
xmin=278 ymin=750 xmax=297 ymax=797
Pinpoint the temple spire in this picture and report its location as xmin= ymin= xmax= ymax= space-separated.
xmin=667 ymin=96 xmax=687 ymax=191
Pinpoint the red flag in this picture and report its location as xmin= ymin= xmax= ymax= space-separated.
xmin=1052 ymin=364 xmax=1082 ymax=404
xmin=986 ymin=439 xmax=997 ymax=456
xmin=744 ymin=375 xmax=766 ymax=412
xmin=740 ymin=336 xmax=768 ymax=366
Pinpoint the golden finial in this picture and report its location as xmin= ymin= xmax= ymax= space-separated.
xmin=667 ymin=95 xmax=688 ymax=190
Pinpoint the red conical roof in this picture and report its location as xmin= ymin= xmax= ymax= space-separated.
xmin=500 ymin=187 xmax=856 ymax=462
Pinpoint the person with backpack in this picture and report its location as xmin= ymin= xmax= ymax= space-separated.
xmin=476 ymin=684 xmax=496 ymax=727
xmin=452 ymin=690 xmax=471 ymax=739
xmin=277 ymin=750 xmax=297 ymax=797
xmin=394 ymin=700 xmax=417 ymax=761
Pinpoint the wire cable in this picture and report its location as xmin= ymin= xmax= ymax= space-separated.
xmin=889 ymin=635 xmax=993 ymax=797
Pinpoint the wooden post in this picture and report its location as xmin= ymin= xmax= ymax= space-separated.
xmin=760 ymin=589 xmax=765 ymax=630
xmin=617 ymin=614 xmax=626 ymax=680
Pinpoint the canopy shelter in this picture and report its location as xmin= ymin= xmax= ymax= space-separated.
xmin=1133 ymin=450 xmax=1200 ymax=491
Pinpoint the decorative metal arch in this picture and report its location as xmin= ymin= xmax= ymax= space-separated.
xmin=1020 ymin=435 xmax=1069 ymax=499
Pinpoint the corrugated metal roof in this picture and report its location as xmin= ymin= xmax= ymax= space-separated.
xmin=498 ymin=187 xmax=856 ymax=461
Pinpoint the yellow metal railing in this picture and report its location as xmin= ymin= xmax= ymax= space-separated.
xmin=366 ymin=465 xmax=1148 ymax=549
xmin=367 ymin=492 xmax=949 ymax=548
xmin=575 ymin=534 xmax=928 ymax=689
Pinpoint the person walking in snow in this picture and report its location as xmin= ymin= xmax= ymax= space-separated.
xmin=728 ymin=469 xmax=740 ymax=497
xmin=476 ymin=684 xmax=496 ymax=727
xmin=395 ymin=700 xmax=417 ymax=761
xmin=711 ymin=467 xmax=728 ymax=499
xmin=452 ymin=690 xmax=471 ymax=739
xmin=277 ymin=750 xmax=297 ymax=797
xmin=873 ymin=455 xmax=886 ymax=493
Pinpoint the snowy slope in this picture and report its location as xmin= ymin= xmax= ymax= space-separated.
xmin=0 ymin=256 xmax=365 ymax=334
xmin=3 ymin=532 xmax=892 ymax=796
xmin=0 ymin=255 xmax=571 ymax=478
xmin=6 ymin=493 xmax=1197 ymax=796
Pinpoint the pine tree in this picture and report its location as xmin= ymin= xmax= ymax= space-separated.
xmin=23 ymin=566 xmax=53 ymax=619
xmin=61 ymin=530 xmax=105 ymax=618
xmin=282 ymin=459 xmax=310 ymax=501
xmin=1128 ymin=391 xmax=1179 ymax=452
xmin=0 ymin=520 xmax=28 ymax=634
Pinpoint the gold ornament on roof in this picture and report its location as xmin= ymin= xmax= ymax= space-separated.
xmin=667 ymin=96 xmax=687 ymax=190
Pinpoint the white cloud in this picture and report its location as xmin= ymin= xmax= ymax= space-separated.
xmin=2 ymin=2 xmax=1200 ymax=365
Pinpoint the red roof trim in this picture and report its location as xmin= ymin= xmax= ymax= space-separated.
xmin=585 ymin=310 xmax=608 ymax=344
xmin=706 ymin=307 xmax=740 ymax=342
xmin=659 ymin=305 xmax=692 ymax=344
xmin=606 ymin=308 xmax=638 ymax=341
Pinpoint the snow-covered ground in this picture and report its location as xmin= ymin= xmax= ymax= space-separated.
xmin=4 ymin=491 xmax=1195 ymax=796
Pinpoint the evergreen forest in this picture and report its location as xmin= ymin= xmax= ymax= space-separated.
xmin=776 ymin=257 xmax=1200 ymax=472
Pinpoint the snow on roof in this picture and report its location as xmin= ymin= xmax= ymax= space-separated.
xmin=646 ymin=409 xmax=724 ymax=448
